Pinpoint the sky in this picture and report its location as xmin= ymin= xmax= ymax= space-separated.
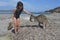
xmin=0 ymin=0 xmax=60 ymax=12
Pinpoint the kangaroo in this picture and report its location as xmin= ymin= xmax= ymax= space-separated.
xmin=30 ymin=14 xmax=49 ymax=29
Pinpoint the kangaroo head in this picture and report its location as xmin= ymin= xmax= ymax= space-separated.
xmin=30 ymin=15 xmax=36 ymax=22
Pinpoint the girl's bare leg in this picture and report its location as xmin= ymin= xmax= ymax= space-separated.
xmin=17 ymin=18 xmax=20 ymax=32
xmin=13 ymin=17 xmax=18 ymax=33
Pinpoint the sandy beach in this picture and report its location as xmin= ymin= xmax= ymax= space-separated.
xmin=0 ymin=13 xmax=60 ymax=40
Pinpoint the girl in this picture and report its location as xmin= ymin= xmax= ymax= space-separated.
xmin=12 ymin=1 xmax=33 ymax=34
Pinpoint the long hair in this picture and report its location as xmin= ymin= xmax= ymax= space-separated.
xmin=16 ymin=1 xmax=23 ymax=11
xmin=14 ymin=1 xmax=23 ymax=16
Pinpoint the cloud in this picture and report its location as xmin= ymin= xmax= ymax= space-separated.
xmin=0 ymin=1 xmax=9 ymax=6
xmin=12 ymin=0 xmax=22 ymax=2
xmin=0 ymin=0 xmax=16 ymax=6
xmin=10 ymin=0 xmax=34 ymax=10
xmin=0 ymin=0 xmax=35 ymax=11
xmin=21 ymin=1 xmax=36 ymax=11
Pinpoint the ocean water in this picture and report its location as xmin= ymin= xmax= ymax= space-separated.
xmin=0 ymin=11 xmax=51 ymax=15
xmin=0 ymin=12 xmax=51 ymax=20
xmin=20 ymin=12 xmax=51 ymax=20
xmin=21 ymin=12 xmax=51 ymax=16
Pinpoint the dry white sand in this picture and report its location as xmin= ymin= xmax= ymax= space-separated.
xmin=0 ymin=13 xmax=60 ymax=40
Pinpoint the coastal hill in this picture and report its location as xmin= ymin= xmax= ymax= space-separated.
xmin=45 ymin=7 xmax=60 ymax=13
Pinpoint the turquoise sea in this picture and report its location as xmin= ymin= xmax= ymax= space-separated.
xmin=0 ymin=11 xmax=51 ymax=17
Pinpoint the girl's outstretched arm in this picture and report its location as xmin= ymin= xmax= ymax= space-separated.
xmin=23 ymin=9 xmax=34 ymax=15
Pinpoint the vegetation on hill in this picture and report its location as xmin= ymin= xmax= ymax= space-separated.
xmin=45 ymin=7 xmax=60 ymax=13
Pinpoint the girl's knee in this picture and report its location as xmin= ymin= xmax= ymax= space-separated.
xmin=17 ymin=19 xmax=20 ymax=26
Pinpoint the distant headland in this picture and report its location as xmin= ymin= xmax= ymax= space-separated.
xmin=45 ymin=6 xmax=60 ymax=13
